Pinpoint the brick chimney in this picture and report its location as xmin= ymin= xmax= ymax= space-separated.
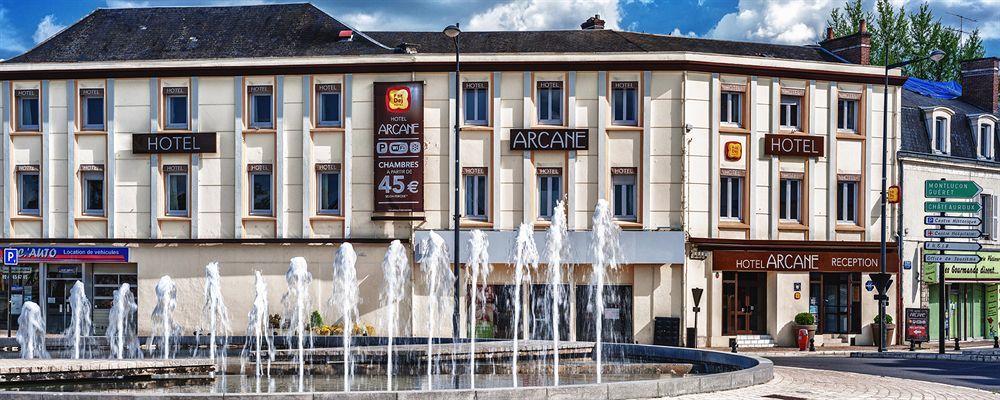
xmin=819 ymin=19 xmax=872 ymax=65
xmin=960 ymin=57 xmax=999 ymax=114
xmin=581 ymin=14 xmax=605 ymax=30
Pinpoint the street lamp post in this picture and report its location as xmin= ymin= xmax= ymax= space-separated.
xmin=878 ymin=46 xmax=945 ymax=352
xmin=444 ymin=23 xmax=462 ymax=340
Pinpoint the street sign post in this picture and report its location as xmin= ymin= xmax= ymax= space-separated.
xmin=924 ymin=216 xmax=982 ymax=226
xmin=923 ymin=254 xmax=982 ymax=264
xmin=924 ymin=229 xmax=983 ymax=238
xmin=923 ymin=242 xmax=983 ymax=251
xmin=925 ymin=180 xmax=983 ymax=198
xmin=924 ymin=201 xmax=982 ymax=213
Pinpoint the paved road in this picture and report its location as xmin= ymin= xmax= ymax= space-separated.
xmin=671 ymin=366 xmax=997 ymax=399
xmin=769 ymin=356 xmax=1000 ymax=392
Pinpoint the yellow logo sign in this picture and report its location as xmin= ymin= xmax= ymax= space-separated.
xmin=725 ymin=141 xmax=742 ymax=161
xmin=386 ymin=87 xmax=410 ymax=112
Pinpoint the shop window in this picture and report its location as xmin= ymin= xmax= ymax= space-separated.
xmin=165 ymin=91 xmax=188 ymax=130
xmin=575 ymin=284 xmax=633 ymax=343
xmin=17 ymin=169 xmax=40 ymax=216
xmin=980 ymin=123 xmax=994 ymax=160
xmin=720 ymin=91 xmax=742 ymax=127
xmin=249 ymin=167 xmax=273 ymax=216
xmin=81 ymin=90 xmax=105 ymax=130
xmin=318 ymin=170 xmax=341 ymax=215
xmin=248 ymin=86 xmax=273 ymax=129
xmin=836 ymin=180 xmax=858 ymax=224
xmin=316 ymin=84 xmax=342 ymax=127
xmin=463 ymin=82 xmax=489 ymax=126
xmin=811 ymin=272 xmax=862 ymax=334
xmin=933 ymin=116 xmax=948 ymax=154
xmin=837 ymin=99 xmax=858 ymax=132
xmin=536 ymin=81 xmax=563 ymax=125
xmin=612 ymin=173 xmax=636 ymax=220
xmin=165 ymin=169 xmax=188 ymax=217
xmin=779 ymin=95 xmax=801 ymax=131
xmin=611 ymin=81 xmax=638 ymax=126
xmin=720 ymin=175 xmax=743 ymax=221
xmin=0 ymin=264 xmax=41 ymax=332
xmin=464 ymin=171 xmax=488 ymax=220
xmin=537 ymin=171 xmax=562 ymax=220
xmin=82 ymin=171 xmax=105 ymax=216
xmin=15 ymin=90 xmax=40 ymax=131
xmin=779 ymin=177 xmax=802 ymax=223
xmin=528 ymin=284 xmax=571 ymax=340
xmin=981 ymin=194 xmax=998 ymax=240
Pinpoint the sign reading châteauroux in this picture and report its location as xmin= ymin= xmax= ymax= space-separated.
xmin=373 ymin=82 xmax=424 ymax=213
xmin=924 ymin=201 xmax=982 ymax=213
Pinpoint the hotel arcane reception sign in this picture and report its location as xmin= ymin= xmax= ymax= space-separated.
xmin=373 ymin=82 xmax=425 ymax=213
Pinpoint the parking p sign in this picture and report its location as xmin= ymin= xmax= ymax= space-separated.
xmin=3 ymin=248 xmax=17 ymax=266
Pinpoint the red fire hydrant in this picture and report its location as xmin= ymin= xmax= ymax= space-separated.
xmin=798 ymin=328 xmax=809 ymax=351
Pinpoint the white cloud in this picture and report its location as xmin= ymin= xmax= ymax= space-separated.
xmin=105 ymin=0 xmax=267 ymax=7
xmin=670 ymin=27 xmax=696 ymax=37
xmin=0 ymin=7 xmax=26 ymax=53
xmin=340 ymin=12 xmax=380 ymax=31
xmin=468 ymin=0 xmax=621 ymax=31
xmin=105 ymin=0 xmax=151 ymax=7
xmin=33 ymin=15 xmax=66 ymax=44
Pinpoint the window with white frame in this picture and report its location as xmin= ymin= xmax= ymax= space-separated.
xmin=537 ymin=168 xmax=562 ymax=220
xmin=82 ymin=170 xmax=105 ymax=216
xmin=164 ymin=166 xmax=188 ymax=216
xmin=779 ymin=177 xmax=802 ymax=222
xmin=316 ymin=84 xmax=342 ymax=127
xmin=980 ymin=123 xmax=994 ymax=160
xmin=463 ymin=82 xmax=489 ymax=126
xmin=612 ymin=172 xmax=636 ymax=220
xmin=15 ymin=89 xmax=39 ymax=131
xmin=536 ymin=81 xmax=563 ymax=125
xmin=611 ymin=81 xmax=638 ymax=126
xmin=464 ymin=168 xmax=488 ymax=220
xmin=164 ymin=87 xmax=188 ymax=130
xmin=981 ymin=194 xmax=997 ymax=241
xmin=720 ymin=174 xmax=743 ymax=220
xmin=720 ymin=91 xmax=742 ymax=127
xmin=248 ymin=86 xmax=273 ymax=129
xmin=779 ymin=95 xmax=802 ymax=130
xmin=933 ymin=116 xmax=948 ymax=154
xmin=837 ymin=98 xmax=858 ymax=132
xmin=80 ymin=88 xmax=105 ymax=130
xmin=836 ymin=180 xmax=858 ymax=224
xmin=249 ymin=165 xmax=273 ymax=216
xmin=318 ymin=171 xmax=341 ymax=215
xmin=17 ymin=167 xmax=40 ymax=216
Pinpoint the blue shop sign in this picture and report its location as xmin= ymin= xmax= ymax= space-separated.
xmin=7 ymin=246 xmax=129 ymax=263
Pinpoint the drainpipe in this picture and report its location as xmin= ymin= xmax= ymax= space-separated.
xmin=896 ymin=152 xmax=905 ymax=346
xmin=680 ymin=71 xmax=691 ymax=346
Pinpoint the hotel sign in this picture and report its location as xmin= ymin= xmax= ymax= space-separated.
xmin=373 ymin=81 xmax=424 ymax=213
xmin=510 ymin=129 xmax=589 ymax=151
xmin=132 ymin=133 xmax=217 ymax=154
xmin=764 ymin=133 xmax=824 ymax=157
xmin=713 ymin=250 xmax=898 ymax=273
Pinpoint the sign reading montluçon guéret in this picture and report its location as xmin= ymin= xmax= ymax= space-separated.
xmin=373 ymin=82 xmax=424 ymax=213
xmin=925 ymin=180 xmax=983 ymax=198
xmin=132 ymin=133 xmax=217 ymax=154
xmin=509 ymin=129 xmax=589 ymax=151
xmin=905 ymin=308 xmax=930 ymax=343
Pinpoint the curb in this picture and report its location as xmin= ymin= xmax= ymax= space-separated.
xmin=850 ymin=351 xmax=1000 ymax=362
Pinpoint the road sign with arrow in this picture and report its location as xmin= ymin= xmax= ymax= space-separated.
xmin=923 ymin=254 xmax=982 ymax=264
xmin=925 ymin=180 xmax=983 ymax=198
xmin=923 ymin=242 xmax=983 ymax=251
xmin=924 ymin=216 xmax=982 ymax=226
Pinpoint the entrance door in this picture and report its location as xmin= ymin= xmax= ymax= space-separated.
xmin=723 ymin=272 xmax=766 ymax=335
xmin=45 ymin=265 xmax=83 ymax=334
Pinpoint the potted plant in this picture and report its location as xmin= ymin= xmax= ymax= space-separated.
xmin=872 ymin=314 xmax=895 ymax=348
xmin=794 ymin=312 xmax=817 ymax=342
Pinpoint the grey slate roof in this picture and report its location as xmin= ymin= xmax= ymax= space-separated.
xmin=4 ymin=3 xmax=841 ymax=64
xmin=901 ymin=89 xmax=1000 ymax=161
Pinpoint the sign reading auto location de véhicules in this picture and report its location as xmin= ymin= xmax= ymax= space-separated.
xmin=373 ymin=82 xmax=424 ymax=213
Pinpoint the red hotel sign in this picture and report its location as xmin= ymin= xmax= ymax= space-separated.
xmin=764 ymin=133 xmax=825 ymax=157
xmin=713 ymin=250 xmax=899 ymax=273
xmin=373 ymin=82 xmax=424 ymax=213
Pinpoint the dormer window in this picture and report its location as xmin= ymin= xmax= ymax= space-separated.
xmin=933 ymin=116 xmax=948 ymax=154
xmin=980 ymin=123 xmax=994 ymax=160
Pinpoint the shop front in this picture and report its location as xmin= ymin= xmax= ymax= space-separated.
xmin=923 ymin=250 xmax=1000 ymax=341
xmin=0 ymin=246 xmax=134 ymax=336
xmin=692 ymin=239 xmax=899 ymax=347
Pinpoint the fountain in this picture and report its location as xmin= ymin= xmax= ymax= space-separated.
xmin=64 ymin=280 xmax=93 ymax=359
xmin=544 ymin=200 xmax=569 ymax=386
xmin=331 ymin=243 xmax=360 ymax=392
xmin=242 ymin=271 xmax=275 ymax=381
xmin=198 ymin=262 xmax=231 ymax=373
xmin=106 ymin=283 xmax=140 ymax=359
xmin=150 ymin=276 xmax=180 ymax=360
xmin=466 ymin=230 xmax=491 ymax=389
xmin=17 ymin=301 xmax=47 ymax=359
xmin=511 ymin=223 xmax=539 ymax=387
xmin=380 ymin=240 xmax=409 ymax=391
xmin=282 ymin=257 xmax=312 ymax=391
xmin=591 ymin=199 xmax=622 ymax=383
xmin=418 ymin=231 xmax=454 ymax=389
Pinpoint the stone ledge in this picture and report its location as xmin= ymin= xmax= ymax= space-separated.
xmin=850 ymin=351 xmax=1000 ymax=362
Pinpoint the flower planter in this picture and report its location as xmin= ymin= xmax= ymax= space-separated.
xmin=872 ymin=323 xmax=896 ymax=347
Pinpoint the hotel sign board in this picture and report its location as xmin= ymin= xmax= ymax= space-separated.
xmin=510 ymin=129 xmax=589 ymax=151
xmin=763 ymin=133 xmax=824 ymax=157
xmin=712 ymin=250 xmax=898 ymax=273
xmin=373 ymin=81 xmax=424 ymax=213
xmin=904 ymin=308 xmax=930 ymax=343
xmin=132 ymin=133 xmax=217 ymax=154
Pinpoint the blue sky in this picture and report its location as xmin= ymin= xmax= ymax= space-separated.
xmin=1 ymin=0 xmax=997 ymax=62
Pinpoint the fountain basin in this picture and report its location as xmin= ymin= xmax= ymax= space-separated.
xmin=0 ymin=359 xmax=215 ymax=384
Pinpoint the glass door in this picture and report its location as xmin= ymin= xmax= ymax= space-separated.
xmin=45 ymin=265 xmax=83 ymax=334
xmin=1 ymin=264 xmax=40 ymax=334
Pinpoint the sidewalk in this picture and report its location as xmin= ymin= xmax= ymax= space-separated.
xmin=707 ymin=339 xmax=998 ymax=358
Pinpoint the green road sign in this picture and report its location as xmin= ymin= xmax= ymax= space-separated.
xmin=924 ymin=201 xmax=982 ymax=213
xmin=925 ymin=180 xmax=982 ymax=198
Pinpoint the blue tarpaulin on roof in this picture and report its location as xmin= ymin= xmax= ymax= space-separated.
xmin=903 ymin=77 xmax=962 ymax=99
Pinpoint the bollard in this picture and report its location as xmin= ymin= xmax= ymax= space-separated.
xmin=994 ymin=336 xmax=999 ymax=349
xmin=909 ymin=341 xmax=915 ymax=351
xmin=954 ymin=337 xmax=961 ymax=351
xmin=808 ymin=337 xmax=815 ymax=352
xmin=729 ymin=337 xmax=739 ymax=353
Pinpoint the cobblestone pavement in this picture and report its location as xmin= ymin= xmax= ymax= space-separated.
xmin=670 ymin=366 xmax=999 ymax=399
